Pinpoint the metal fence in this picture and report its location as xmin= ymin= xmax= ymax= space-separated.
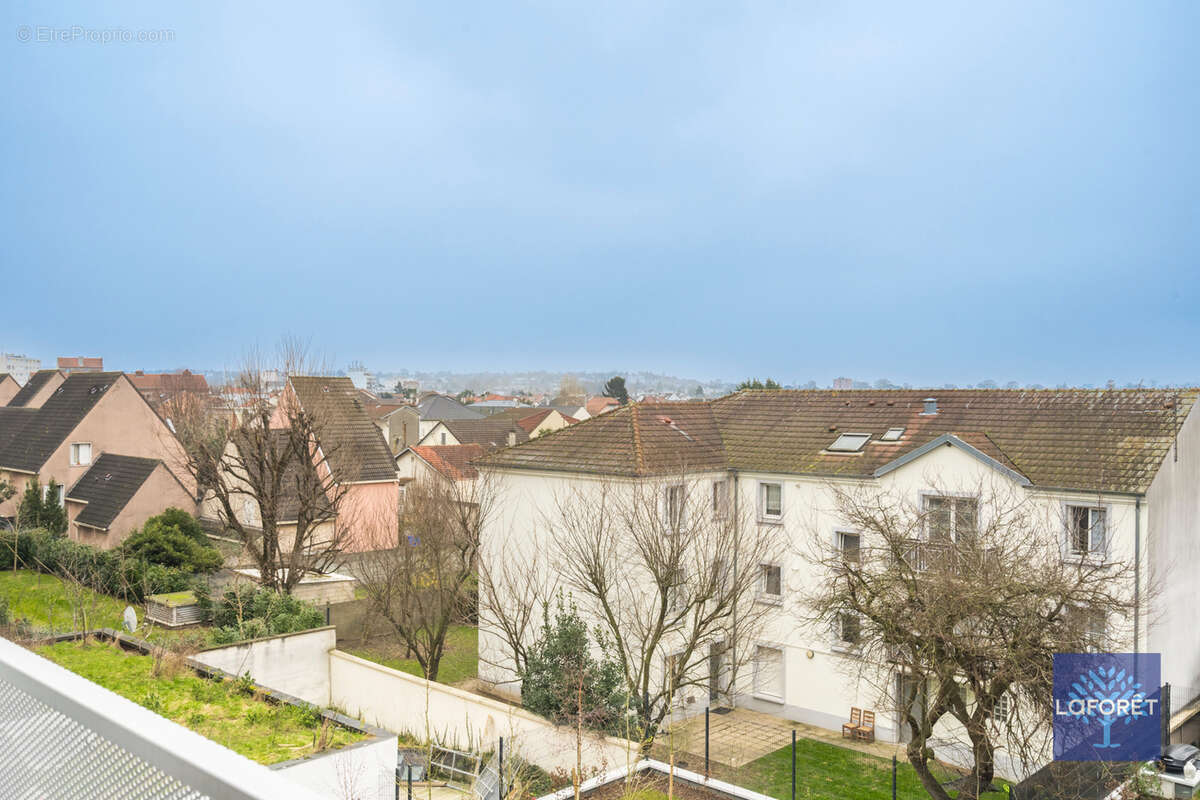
xmin=0 ymin=636 xmax=322 ymax=800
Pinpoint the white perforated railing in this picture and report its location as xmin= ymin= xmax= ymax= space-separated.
xmin=0 ymin=637 xmax=325 ymax=800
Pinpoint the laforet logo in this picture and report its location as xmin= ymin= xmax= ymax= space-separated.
xmin=1053 ymin=653 xmax=1160 ymax=761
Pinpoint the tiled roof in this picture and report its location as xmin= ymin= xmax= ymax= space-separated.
xmin=287 ymin=376 xmax=397 ymax=483
xmin=417 ymin=394 xmax=484 ymax=421
xmin=0 ymin=373 xmax=123 ymax=473
xmin=8 ymin=370 xmax=61 ymax=407
xmin=0 ymin=407 xmax=36 ymax=454
xmin=66 ymin=454 xmax=161 ymax=530
xmin=410 ymin=444 xmax=486 ymax=480
xmin=586 ymin=396 xmax=620 ymax=416
xmin=484 ymin=406 xmax=562 ymax=434
xmin=440 ymin=418 xmax=530 ymax=450
xmin=128 ymin=370 xmax=209 ymax=395
xmin=483 ymin=389 xmax=1197 ymax=494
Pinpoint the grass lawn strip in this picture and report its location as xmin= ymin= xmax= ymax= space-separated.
xmin=346 ymin=624 xmax=478 ymax=685
xmin=37 ymin=639 xmax=362 ymax=765
xmin=729 ymin=737 xmax=1009 ymax=800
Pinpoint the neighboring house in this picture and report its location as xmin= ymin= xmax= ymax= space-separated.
xmin=271 ymin=376 xmax=399 ymax=552
xmin=57 ymin=357 xmax=104 ymax=374
xmin=65 ymin=454 xmax=195 ymax=549
xmin=486 ymin=407 xmax=577 ymax=439
xmin=584 ymin=396 xmax=620 ymax=416
xmin=128 ymin=369 xmax=210 ymax=409
xmin=477 ymin=389 xmax=1200 ymax=778
xmin=0 ymin=371 xmax=195 ymax=523
xmin=418 ymin=417 xmax=529 ymax=449
xmin=365 ymin=402 xmax=420 ymax=455
xmin=396 ymin=444 xmax=485 ymax=484
xmin=7 ymin=369 xmax=66 ymax=408
xmin=0 ymin=374 xmax=18 ymax=406
xmin=0 ymin=352 xmax=40 ymax=385
xmin=551 ymin=404 xmax=589 ymax=422
xmin=416 ymin=393 xmax=484 ymax=440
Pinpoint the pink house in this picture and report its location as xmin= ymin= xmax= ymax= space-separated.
xmin=272 ymin=376 xmax=399 ymax=552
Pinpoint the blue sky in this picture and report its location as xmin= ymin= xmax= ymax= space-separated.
xmin=2 ymin=2 xmax=1196 ymax=385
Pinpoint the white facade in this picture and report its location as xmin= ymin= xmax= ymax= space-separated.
xmin=478 ymin=430 xmax=1190 ymax=779
xmin=0 ymin=351 xmax=40 ymax=385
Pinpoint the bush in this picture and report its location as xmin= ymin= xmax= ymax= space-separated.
xmin=0 ymin=528 xmax=197 ymax=603
xmin=122 ymin=515 xmax=222 ymax=574
xmin=520 ymin=591 xmax=629 ymax=735
xmin=208 ymin=586 xmax=324 ymax=644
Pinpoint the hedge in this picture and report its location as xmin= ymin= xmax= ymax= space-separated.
xmin=0 ymin=528 xmax=197 ymax=603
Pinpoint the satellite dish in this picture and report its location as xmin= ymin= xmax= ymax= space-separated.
xmin=123 ymin=606 xmax=138 ymax=633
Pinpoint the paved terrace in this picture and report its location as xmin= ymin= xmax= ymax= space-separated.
xmin=663 ymin=708 xmax=901 ymax=768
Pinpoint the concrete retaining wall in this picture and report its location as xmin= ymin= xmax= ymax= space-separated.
xmin=329 ymin=650 xmax=638 ymax=775
xmin=274 ymin=732 xmax=398 ymax=800
xmin=192 ymin=627 xmax=336 ymax=707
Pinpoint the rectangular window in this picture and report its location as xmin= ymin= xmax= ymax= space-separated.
xmin=837 ymin=611 xmax=861 ymax=647
xmin=924 ymin=495 xmax=977 ymax=542
xmin=753 ymin=645 xmax=785 ymax=700
xmin=838 ymin=532 xmax=861 ymax=563
xmin=712 ymin=480 xmax=729 ymax=519
xmin=760 ymin=482 xmax=782 ymax=520
xmin=664 ymin=485 xmax=685 ymax=527
xmin=991 ymin=693 xmax=1010 ymax=724
xmin=70 ymin=443 xmax=92 ymax=466
xmin=759 ymin=563 xmax=782 ymax=599
xmin=1067 ymin=506 xmax=1106 ymax=556
xmin=667 ymin=566 xmax=687 ymax=612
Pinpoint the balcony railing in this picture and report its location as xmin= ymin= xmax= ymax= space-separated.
xmin=0 ymin=636 xmax=323 ymax=800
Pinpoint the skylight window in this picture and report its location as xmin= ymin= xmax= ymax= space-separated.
xmin=880 ymin=427 xmax=905 ymax=442
xmin=828 ymin=433 xmax=870 ymax=452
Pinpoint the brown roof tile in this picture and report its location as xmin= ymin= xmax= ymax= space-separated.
xmin=483 ymin=389 xmax=1197 ymax=493
xmin=410 ymin=444 xmax=486 ymax=480
xmin=287 ymin=376 xmax=397 ymax=483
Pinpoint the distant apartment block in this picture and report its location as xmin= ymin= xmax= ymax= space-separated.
xmin=0 ymin=352 xmax=40 ymax=385
xmin=57 ymin=356 xmax=104 ymax=374
xmin=832 ymin=376 xmax=853 ymax=390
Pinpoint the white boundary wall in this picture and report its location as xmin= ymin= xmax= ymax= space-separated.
xmin=329 ymin=650 xmax=638 ymax=774
xmin=192 ymin=627 xmax=336 ymax=707
xmin=274 ymin=735 xmax=398 ymax=800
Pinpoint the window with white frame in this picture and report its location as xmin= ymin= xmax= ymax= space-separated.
xmin=439 ymin=432 xmax=447 ymax=445
xmin=711 ymin=480 xmax=729 ymax=519
xmin=753 ymin=645 xmax=784 ymax=700
xmin=70 ymin=443 xmax=92 ymax=466
xmin=1066 ymin=505 xmax=1106 ymax=557
xmin=759 ymin=482 xmax=782 ymax=521
xmin=666 ymin=566 xmax=687 ymax=612
xmin=42 ymin=483 xmax=65 ymax=507
xmin=990 ymin=692 xmax=1010 ymax=724
xmin=758 ymin=563 xmax=782 ymax=601
xmin=838 ymin=531 xmax=861 ymax=563
xmin=664 ymin=484 xmax=685 ymax=527
xmin=925 ymin=495 xmax=978 ymax=542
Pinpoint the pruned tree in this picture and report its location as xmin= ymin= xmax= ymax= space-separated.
xmin=548 ymin=474 xmax=780 ymax=749
xmin=17 ymin=477 xmax=67 ymax=534
xmin=801 ymin=478 xmax=1144 ymax=800
xmin=356 ymin=471 xmax=491 ymax=682
xmin=170 ymin=339 xmax=357 ymax=593
xmin=602 ymin=376 xmax=629 ymax=406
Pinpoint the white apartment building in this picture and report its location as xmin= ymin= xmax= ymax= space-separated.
xmin=0 ymin=352 xmax=40 ymax=385
xmin=477 ymin=388 xmax=1200 ymax=778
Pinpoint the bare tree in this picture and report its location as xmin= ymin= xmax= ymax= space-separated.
xmin=801 ymin=477 xmax=1145 ymax=800
xmin=356 ymin=472 xmax=492 ymax=682
xmin=171 ymin=340 xmax=357 ymax=593
xmin=478 ymin=537 xmax=546 ymax=683
xmin=549 ymin=473 xmax=780 ymax=750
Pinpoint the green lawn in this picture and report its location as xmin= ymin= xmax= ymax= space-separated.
xmin=0 ymin=569 xmax=210 ymax=649
xmin=731 ymin=739 xmax=1009 ymax=800
xmin=38 ymin=639 xmax=363 ymax=764
xmin=346 ymin=624 xmax=478 ymax=685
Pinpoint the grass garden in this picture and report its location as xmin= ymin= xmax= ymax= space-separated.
xmin=729 ymin=738 xmax=1009 ymax=800
xmin=37 ymin=639 xmax=363 ymax=764
xmin=345 ymin=623 xmax=478 ymax=686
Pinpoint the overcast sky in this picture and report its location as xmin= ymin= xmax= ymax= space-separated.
xmin=2 ymin=2 xmax=1196 ymax=386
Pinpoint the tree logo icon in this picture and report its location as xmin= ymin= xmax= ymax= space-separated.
xmin=1053 ymin=653 xmax=1160 ymax=762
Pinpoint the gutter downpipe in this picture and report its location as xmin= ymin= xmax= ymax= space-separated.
xmin=732 ymin=471 xmax=739 ymax=703
xmin=1134 ymin=495 xmax=1141 ymax=654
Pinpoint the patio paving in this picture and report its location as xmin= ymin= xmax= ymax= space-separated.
xmin=661 ymin=708 xmax=901 ymax=768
